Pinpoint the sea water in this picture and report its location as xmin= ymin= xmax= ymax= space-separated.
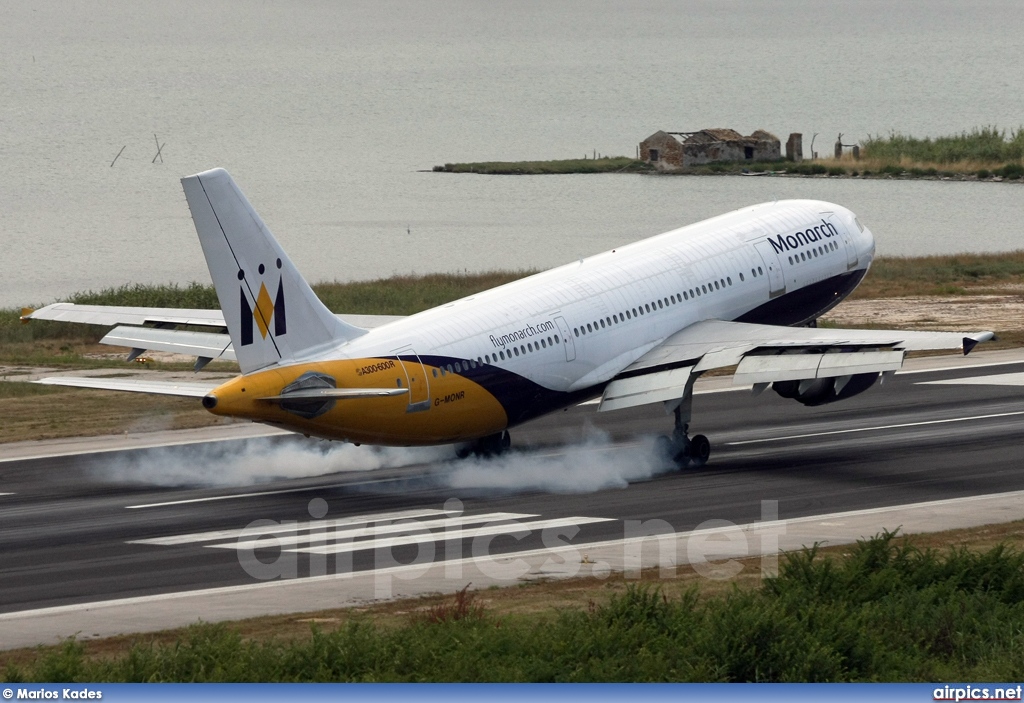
xmin=2 ymin=0 xmax=1023 ymax=306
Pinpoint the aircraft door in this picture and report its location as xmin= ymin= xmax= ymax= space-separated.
xmin=392 ymin=346 xmax=431 ymax=413
xmin=554 ymin=316 xmax=576 ymax=362
xmin=831 ymin=215 xmax=860 ymax=270
xmin=753 ymin=240 xmax=786 ymax=298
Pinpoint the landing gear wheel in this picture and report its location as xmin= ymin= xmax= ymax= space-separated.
xmin=654 ymin=435 xmax=674 ymax=461
xmin=664 ymin=404 xmax=712 ymax=469
xmin=689 ymin=434 xmax=711 ymax=467
xmin=455 ymin=430 xmax=511 ymax=459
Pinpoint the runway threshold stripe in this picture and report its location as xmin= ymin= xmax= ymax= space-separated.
xmin=725 ymin=409 xmax=1024 ymax=446
xmin=128 ymin=508 xmax=454 ymax=545
xmin=224 ymin=512 xmax=539 ymax=550
xmin=279 ymin=516 xmax=617 ymax=556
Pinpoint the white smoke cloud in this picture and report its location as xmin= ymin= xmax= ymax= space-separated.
xmin=439 ymin=428 xmax=673 ymax=495
xmin=93 ymin=427 xmax=675 ymax=494
xmin=96 ymin=438 xmax=452 ymax=487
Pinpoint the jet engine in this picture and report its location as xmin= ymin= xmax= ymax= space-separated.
xmin=772 ymin=372 xmax=879 ymax=406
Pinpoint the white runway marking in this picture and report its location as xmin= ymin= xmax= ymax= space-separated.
xmin=919 ymin=371 xmax=1024 ymax=387
xmin=125 ymin=476 xmax=409 ymax=509
xmin=0 ymin=492 xmax=14 ymax=496
xmin=129 ymin=508 xmax=453 ymax=546
xmin=226 ymin=513 xmax=538 ymax=551
xmin=15 ymin=489 xmax=1024 ymax=626
xmin=289 ymin=516 xmax=615 ymax=557
xmin=128 ymin=510 xmax=613 ymax=558
xmin=725 ymin=409 xmax=1024 ymax=446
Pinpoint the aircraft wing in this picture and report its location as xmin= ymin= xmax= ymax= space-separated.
xmin=23 ymin=303 xmax=227 ymax=328
xmin=23 ymin=303 xmax=404 ymax=330
xmin=35 ymin=376 xmax=217 ymax=397
xmin=598 ymin=319 xmax=994 ymax=412
xmin=22 ymin=304 xmax=405 ymax=369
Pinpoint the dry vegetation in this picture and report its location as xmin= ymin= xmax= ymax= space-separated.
xmin=0 ymin=380 xmax=232 ymax=443
xmin=5 ymin=521 xmax=1024 ymax=680
xmin=4 ymin=255 xmax=1024 ymax=443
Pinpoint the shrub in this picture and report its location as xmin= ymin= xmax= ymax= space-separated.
xmin=998 ymin=163 xmax=1024 ymax=180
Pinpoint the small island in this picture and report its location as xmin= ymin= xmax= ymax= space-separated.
xmin=434 ymin=127 xmax=1024 ymax=181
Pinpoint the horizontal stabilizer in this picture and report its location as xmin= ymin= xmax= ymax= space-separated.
xmin=257 ymin=388 xmax=408 ymax=401
xmin=36 ymin=377 xmax=216 ymax=397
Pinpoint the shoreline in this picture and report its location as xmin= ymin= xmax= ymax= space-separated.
xmin=433 ymin=158 xmax=1024 ymax=182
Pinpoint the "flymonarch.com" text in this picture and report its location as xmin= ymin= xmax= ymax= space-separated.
xmin=489 ymin=320 xmax=556 ymax=349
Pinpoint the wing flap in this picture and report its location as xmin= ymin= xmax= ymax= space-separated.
xmin=598 ymin=319 xmax=994 ymax=413
xmin=101 ymin=326 xmax=236 ymax=361
xmin=36 ymin=377 xmax=216 ymax=397
xmin=733 ymin=350 xmax=905 ymax=385
xmin=599 ymin=366 xmax=695 ymax=413
xmin=623 ymin=319 xmax=993 ymax=378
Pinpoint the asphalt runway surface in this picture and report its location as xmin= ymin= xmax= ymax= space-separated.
xmin=3 ymin=356 xmax=1024 ymax=616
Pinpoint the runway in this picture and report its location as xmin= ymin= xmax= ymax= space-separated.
xmin=3 ymin=350 xmax=1024 ymax=647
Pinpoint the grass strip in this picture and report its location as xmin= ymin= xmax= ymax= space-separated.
xmin=5 ymin=529 xmax=1024 ymax=682
xmin=3 ymin=256 xmax=1024 ymax=443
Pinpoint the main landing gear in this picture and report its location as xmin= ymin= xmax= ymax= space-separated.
xmin=455 ymin=430 xmax=511 ymax=459
xmin=655 ymin=406 xmax=710 ymax=468
xmin=655 ymin=373 xmax=711 ymax=468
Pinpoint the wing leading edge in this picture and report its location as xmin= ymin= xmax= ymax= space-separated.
xmin=22 ymin=303 xmax=405 ymax=369
xmin=599 ymin=319 xmax=994 ymax=413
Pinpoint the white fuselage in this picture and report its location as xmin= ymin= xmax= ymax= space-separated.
xmin=331 ymin=199 xmax=874 ymax=408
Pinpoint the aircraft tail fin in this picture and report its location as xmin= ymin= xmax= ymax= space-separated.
xmin=181 ymin=168 xmax=365 ymax=374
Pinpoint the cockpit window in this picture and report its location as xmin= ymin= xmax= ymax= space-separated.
xmin=855 ymin=217 xmax=865 ymax=233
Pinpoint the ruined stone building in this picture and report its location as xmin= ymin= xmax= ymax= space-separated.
xmin=639 ymin=129 xmax=782 ymax=170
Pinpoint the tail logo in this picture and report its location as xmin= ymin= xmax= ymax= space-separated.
xmin=238 ymin=261 xmax=287 ymax=347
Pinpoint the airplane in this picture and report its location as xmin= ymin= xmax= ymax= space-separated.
xmin=23 ymin=168 xmax=994 ymax=466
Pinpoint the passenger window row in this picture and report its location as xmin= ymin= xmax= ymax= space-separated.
xmin=570 ymin=264 xmax=762 ymax=339
xmin=435 ymin=334 xmax=565 ymax=375
xmin=440 ymin=256 xmax=782 ymax=375
xmin=573 ymin=291 xmax=682 ymax=339
xmin=788 ymin=240 xmax=839 ymax=265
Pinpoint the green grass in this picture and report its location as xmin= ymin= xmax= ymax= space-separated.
xmin=6 ymin=251 xmax=1024 ymax=359
xmin=863 ymin=126 xmax=1024 ymax=164
xmin=7 ymin=532 xmax=1024 ymax=682
xmin=851 ymin=251 xmax=1024 ymax=298
xmin=434 ymin=157 xmax=650 ymax=175
xmin=312 ymin=271 xmax=535 ymax=315
xmin=3 ymin=272 xmax=536 ymax=352
xmin=0 ymin=381 xmax=63 ymax=398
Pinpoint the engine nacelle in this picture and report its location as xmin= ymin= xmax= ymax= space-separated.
xmin=772 ymin=372 xmax=879 ymax=407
